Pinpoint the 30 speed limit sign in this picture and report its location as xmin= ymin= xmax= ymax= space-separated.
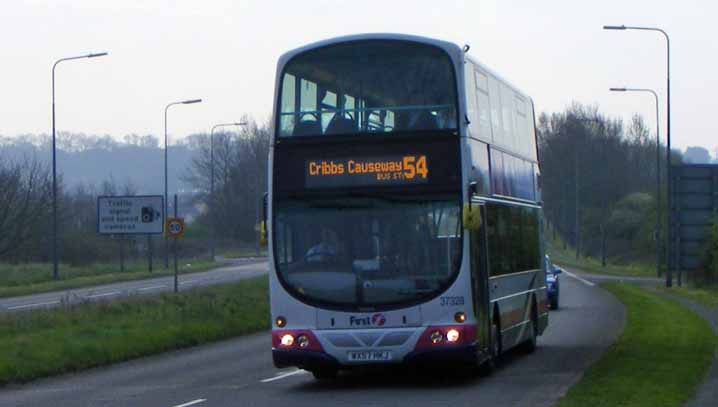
xmin=165 ymin=218 xmax=185 ymax=239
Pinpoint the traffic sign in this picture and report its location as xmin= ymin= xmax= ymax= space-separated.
xmin=97 ymin=195 xmax=164 ymax=235
xmin=165 ymin=217 xmax=185 ymax=239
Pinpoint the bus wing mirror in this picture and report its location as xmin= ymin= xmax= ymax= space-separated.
xmin=462 ymin=202 xmax=481 ymax=230
xmin=463 ymin=182 xmax=481 ymax=230
xmin=260 ymin=221 xmax=268 ymax=247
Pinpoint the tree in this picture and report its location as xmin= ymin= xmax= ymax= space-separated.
xmin=183 ymin=118 xmax=270 ymax=244
xmin=539 ymin=103 xmax=671 ymax=264
xmin=0 ymin=156 xmax=52 ymax=260
xmin=684 ymin=146 xmax=712 ymax=164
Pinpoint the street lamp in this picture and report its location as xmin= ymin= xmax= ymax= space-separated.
xmin=51 ymin=51 xmax=108 ymax=280
xmin=164 ymin=99 xmax=202 ymax=268
xmin=604 ymin=24 xmax=673 ymax=287
xmin=209 ymin=122 xmax=247 ymax=260
xmin=610 ymin=87 xmax=661 ymax=278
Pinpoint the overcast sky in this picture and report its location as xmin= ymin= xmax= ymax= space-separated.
xmin=1 ymin=0 xmax=715 ymax=151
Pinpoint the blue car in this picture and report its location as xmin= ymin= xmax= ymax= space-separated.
xmin=544 ymin=255 xmax=562 ymax=310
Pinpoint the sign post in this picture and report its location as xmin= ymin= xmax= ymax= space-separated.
xmin=165 ymin=195 xmax=185 ymax=293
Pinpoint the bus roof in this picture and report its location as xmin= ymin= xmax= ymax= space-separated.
xmin=276 ymin=33 xmax=532 ymax=106
xmin=276 ymin=33 xmax=463 ymax=70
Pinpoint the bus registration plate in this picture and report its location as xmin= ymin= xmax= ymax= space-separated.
xmin=348 ymin=351 xmax=392 ymax=362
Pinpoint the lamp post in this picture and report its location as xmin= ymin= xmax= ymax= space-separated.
xmin=604 ymin=24 xmax=672 ymax=287
xmin=610 ymin=87 xmax=661 ymax=278
xmin=209 ymin=122 xmax=246 ymax=260
xmin=164 ymin=99 xmax=202 ymax=269
xmin=51 ymin=52 xmax=108 ymax=280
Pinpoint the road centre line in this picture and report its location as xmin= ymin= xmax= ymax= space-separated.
xmin=139 ymin=285 xmax=166 ymax=291
xmin=563 ymin=270 xmax=596 ymax=287
xmin=86 ymin=291 xmax=120 ymax=298
xmin=260 ymin=369 xmax=308 ymax=383
xmin=180 ymin=279 xmax=201 ymax=285
xmin=170 ymin=399 xmax=206 ymax=407
xmin=7 ymin=300 xmax=61 ymax=310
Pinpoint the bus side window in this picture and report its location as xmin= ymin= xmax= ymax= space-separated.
xmin=475 ymin=69 xmax=492 ymax=142
xmin=488 ymin=76 xmax=503 ymax=145
xmin=470 ymin=140 xmax=491 ymax=195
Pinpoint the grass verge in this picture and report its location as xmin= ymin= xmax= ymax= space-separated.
xmin=221 ymin=248 xmax=267 ymax=259
xmin=657 ymin=285 xmax=718 ymax=308
xmin=557 ymin=283 xmax=715 ymax=407
xmin=547 ymin=236 xmax=656 ymax=278
xmin=551 ymin=250 xmax=654 ymax=278
xmin=0 ymin=276 xmax=269 ymax=385
xmin=0 ymin=259 xmax=217 ymax=298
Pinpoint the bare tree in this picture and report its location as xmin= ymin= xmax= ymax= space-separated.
xmin=0 ymin=156 xmax=52 ymax=259
xmin=183 ymin=118 xmax=270 ymax=244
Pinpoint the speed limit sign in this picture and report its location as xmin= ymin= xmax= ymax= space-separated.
xmin=165 ymin=217 xmax=185 ymax=239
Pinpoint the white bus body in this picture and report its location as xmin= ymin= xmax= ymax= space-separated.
xmin=267 ymin=34 xmax=548 ymax=378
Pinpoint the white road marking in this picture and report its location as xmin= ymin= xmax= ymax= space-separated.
xmin=563 ymin=270 xmax=596 ymax=287
xmin=86 ymin=291 xmax=120 ymax=298
xmin=180 ymin=279 xmax=201 ymax=285
xmin=7 ymin=300 xmax=60 ymax=310
xmin=260 ymin=369 xmax=308 ymax=383
xmin=138 ymin=285 xmax=166 ymax=291
xmin=170 ymin=399 xmax=206 ymax=407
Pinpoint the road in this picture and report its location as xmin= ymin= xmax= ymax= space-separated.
xmin=0 ymin=273 xmax=624 ymax=407
xmin=0 ymin=258 xmax=268 ymax=312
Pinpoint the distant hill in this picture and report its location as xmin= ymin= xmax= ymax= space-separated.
xmin=0 ymin=133 xmax=201 ymax=194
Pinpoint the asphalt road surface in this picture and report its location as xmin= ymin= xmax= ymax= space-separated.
xmin=0 ymin=273 xmax=624 ymax=407
xmin=0 ymin=258 xmax=268 ymax=312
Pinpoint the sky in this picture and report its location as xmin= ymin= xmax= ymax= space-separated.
xmin=1 ymin=0 xmax=716 ymax=151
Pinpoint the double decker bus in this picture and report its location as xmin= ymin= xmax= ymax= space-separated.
xmin=266 ymin=34 xmax=547 ymax=379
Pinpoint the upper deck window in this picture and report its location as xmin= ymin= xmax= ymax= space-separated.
xmin=278 ymin=40 xmax=458 ymax=138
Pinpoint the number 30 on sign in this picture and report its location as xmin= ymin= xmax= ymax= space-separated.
xmin=165 ymin=218 xmax=185 ymax=239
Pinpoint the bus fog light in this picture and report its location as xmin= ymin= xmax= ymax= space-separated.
xmin=446 ymin=329 xmax=460 ymax=343
xmin=280 ymin=334 xmax=295 ymax=347
xmin=454 ymin=312 xmax=466 ymax=323
xmin=430 ymin=330 xmax=443 ymax=344
xmin=297 ymin=334 xmax=310 ymax=348
xmin=276 ymin=316 xmax=286 ymax=327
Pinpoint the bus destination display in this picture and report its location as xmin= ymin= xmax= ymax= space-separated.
xmin=306 ymin=155 xmax=429 ymax=188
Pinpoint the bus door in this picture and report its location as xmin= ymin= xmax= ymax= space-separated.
xmin=470 ymin=202 xmax=491 ymax=352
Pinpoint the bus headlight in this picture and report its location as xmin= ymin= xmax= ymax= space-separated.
xmin=430 ymin=330 xmax=444 ymax=344
xmin=280 ymin=333 xmax=295 ymax=347
xmin=446 ymin=329 xmax=460 ymax=343
xmin=297 ymin=334 xmax=310 ymax=348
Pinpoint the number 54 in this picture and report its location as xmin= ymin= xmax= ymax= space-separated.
xmin=403 ymin=155 xmax=428 ymax=179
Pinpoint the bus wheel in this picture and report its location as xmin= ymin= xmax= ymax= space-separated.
xmin=480 ymin=320 xmax=501 ymax=375
xmin=522 ymin=305 xmax=538 ymax=353
xmin=311 ymin=368 xmax=338 ymax=380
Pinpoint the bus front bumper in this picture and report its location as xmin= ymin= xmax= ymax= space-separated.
xmin=273 ymin=343 xmax=481 ymax=370
xmin=273 ymin=348 xmax=341 ymax=370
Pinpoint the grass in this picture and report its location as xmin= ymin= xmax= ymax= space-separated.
xmin=0 ymin=276 xmax=269 ymax=385
xmin=657 ymin=284 xmax=718 ymax=308
xmin=221 ymin=247 xmax=267 ymax=259
xmin=556 ymin=283 xmax=715 ymax=407
xmin=547 ymin=236 xmax=656 ymax=278
xmin=0 ymin=259 xmax=218 ymax=298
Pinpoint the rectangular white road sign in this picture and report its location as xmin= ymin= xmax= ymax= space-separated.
xmin=97 ymin=195 xmax=164 ymax=235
